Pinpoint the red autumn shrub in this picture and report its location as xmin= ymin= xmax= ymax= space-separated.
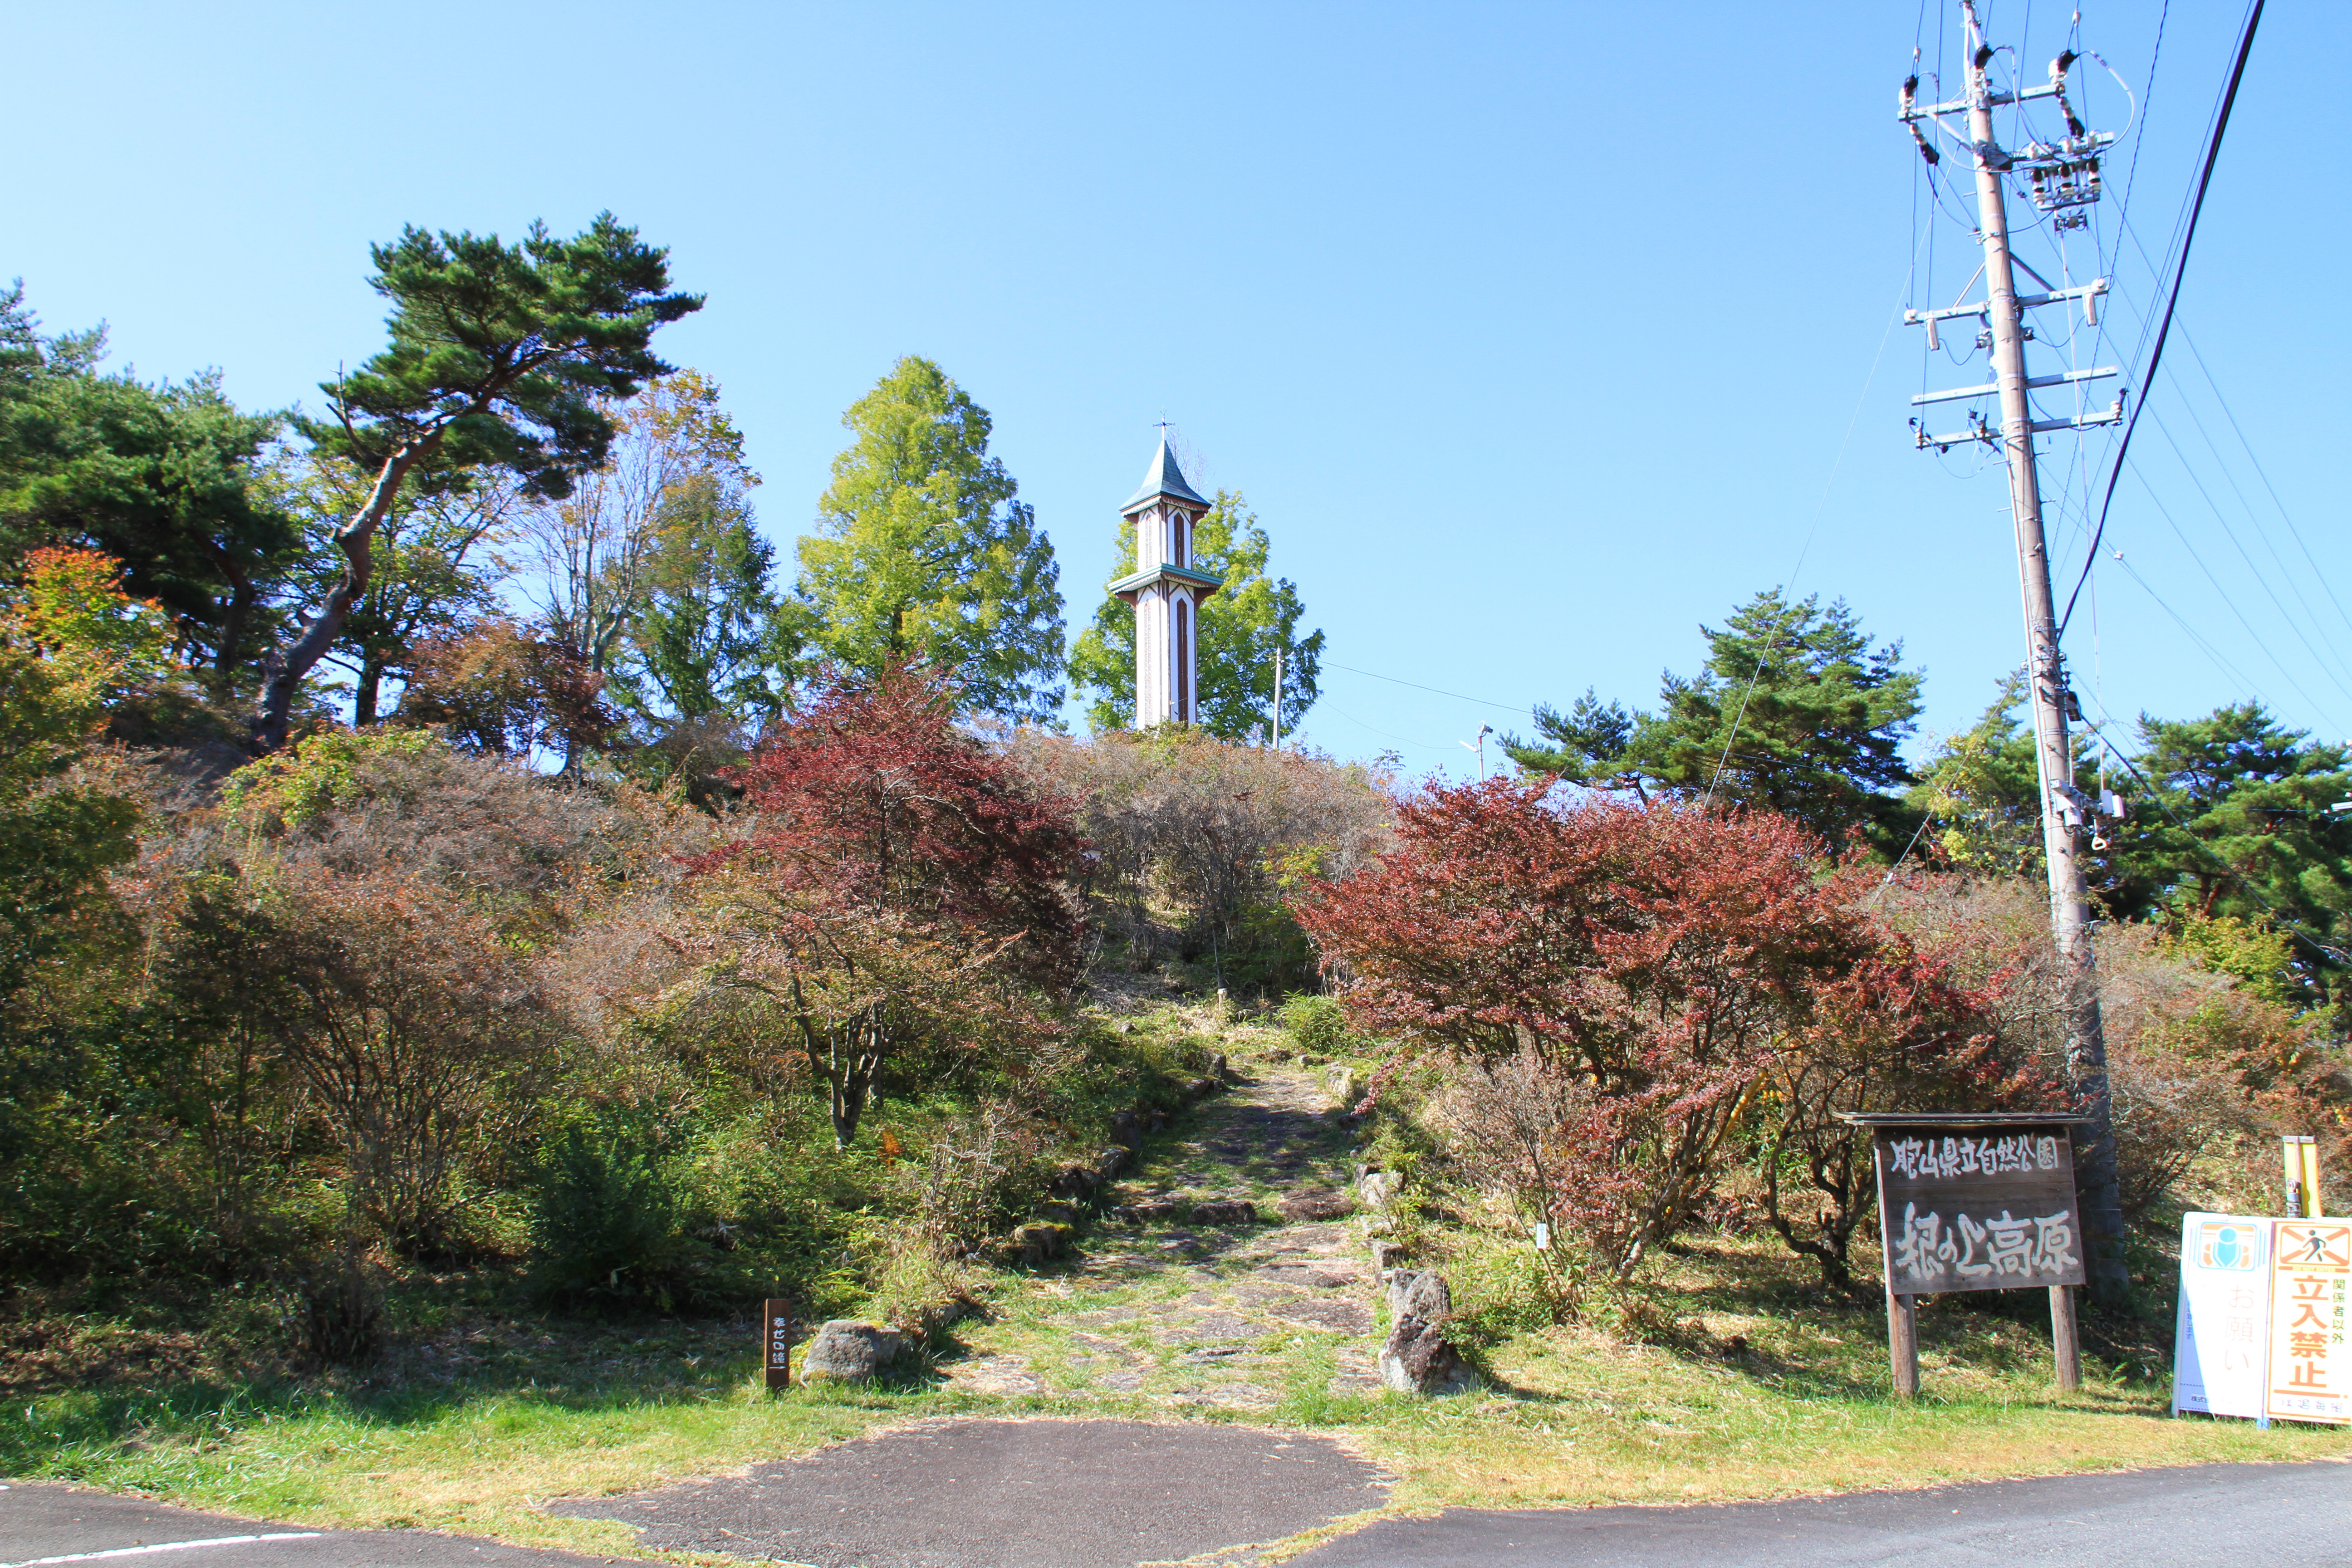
xmin=1298 ymin=780 xmax=2046 ymax=1283
xmin=682 ymin=665 xmax=1085 ymax=1145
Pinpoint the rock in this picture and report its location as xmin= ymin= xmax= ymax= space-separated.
xmin=1378 ymin=1271 xmax=1475 ymax=1395
xmin=1278 ymin=1188 xmax=1355 ymax=1222
xmin=1188 ymin=1199 xmax=1258 ymax=1226
xmin=1208 ymin=1051 xmax=1235 ymax=1083
xmin=1093 ymin=1146 xmax=1130 ymax=1181
xmin=1357 ymin=1170 xmax=1402 ymax=1214
xmin=1368 ymin=1238 xmax=1406 ymax=1271
xmin=800 ymin=1319 xmax=906 ymax=1383
xmin=1185 ymin=1076 xmax=1227 ymax=1100
xmin=1114 ymin=1019 xmax=1134 ymax=1034
xmin=1008 ymin=1220 xmax=1073 ymax=1265
xmin=1048 ymin=1164 xmax=1097 ymax=1198
xmin=1111 ymin=1111 xmax=1142 ymax=1152
xmin=1323 ymin=1063 xmax=1360 ymax=1109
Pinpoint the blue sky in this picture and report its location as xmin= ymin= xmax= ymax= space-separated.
xmin=7 ymin=1 xmax=2344 ymax=782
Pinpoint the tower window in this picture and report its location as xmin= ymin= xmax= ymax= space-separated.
xmin=1176 ymin=597 xmax=1191 ymax=722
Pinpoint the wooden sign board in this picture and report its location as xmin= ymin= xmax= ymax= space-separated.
xmin=1873 ymin=1124 xmax=2087 ymax=1295
xmin=762 ymin=1298 xmax=793 ymax=1390
xmin=1842 ymin=1111 xmax=2089 ymax=1400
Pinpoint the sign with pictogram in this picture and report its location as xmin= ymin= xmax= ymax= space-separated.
xmin=2172 ymin=1213 xmax=2272 ymax=1419
xmin=2268 ymin=1222 xmax=2352 ymax=1425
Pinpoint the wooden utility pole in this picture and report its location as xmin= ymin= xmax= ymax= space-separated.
xmin=1272 ymin=646 xmax=1283 ymax=750
xmin=1901 ymin=0 xmax=2130 ymax=1301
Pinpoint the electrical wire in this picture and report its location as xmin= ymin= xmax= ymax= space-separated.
xmin=2119 ymin=461 xmax=2343 ymax=730
xmin=2175 ymin=329 xmax=2352 ymax=641
xmin=1322 ymin=662 xmax=1527 ymax=716
xmin=1703 ymin=270 xmax=1916 ymax=809
xmin=2105 ymin=546 xmax=2273 ymax=710
xmin=2142 ymin=406 xmax=2352 ymax=700
xmin=2056 ymin=0 xmax=2264 ymax=638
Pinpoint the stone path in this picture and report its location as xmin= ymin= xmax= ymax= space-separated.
xmin=938 ymin=1062 xmax=1385 ymax=1410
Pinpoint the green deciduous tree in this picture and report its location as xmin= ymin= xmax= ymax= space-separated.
xmin=594 ymin=373 xmax=804 ymax=732
xmin=796 ymin=358 xmax=1064 ymax=725
xmin=0 ymin=283 xmax=296 ymax=691
xmin=1068 ymin=489 xmax=1323 ymax=740
xmin=1507 ymin=588 xmax=1924 ymax=849
xmin=259 ymin=216 xmax=701 ymax=751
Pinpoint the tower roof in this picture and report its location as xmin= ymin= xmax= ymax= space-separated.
xmin=1121 ymin=436 xmax=1210 ymax=513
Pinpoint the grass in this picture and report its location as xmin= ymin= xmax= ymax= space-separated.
xmin=6 ymin=1000 xmax=2348 ymax=1560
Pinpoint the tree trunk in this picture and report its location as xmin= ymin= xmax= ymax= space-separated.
xmin=251 ymin=444 xmax=422 ymax=753
xmin=353 ymin=656 xmax=382 ymax=728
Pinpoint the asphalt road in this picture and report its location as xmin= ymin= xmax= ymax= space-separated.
xmin=548 ymin=1417 xmax=1391 ymax=1568
xmin=0 ymin=1482 xmax=654 ymax=1568
xmin=10 ymin=1449 xmax=2349 ymax=1568
xmin=1286 ymin=1459 xmax=2352 ymax=1567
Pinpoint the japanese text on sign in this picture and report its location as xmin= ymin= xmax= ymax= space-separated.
xmin=1889 ymin=1201 xmax=2079 ymax=1287
xmin=1885 ymin=1133 xmax=2060 ymax=1181
xmin=1873 ymin=1123 xmax=2085 ymax=1295
xmin=2269 ymin=1223 xmax=2352 ymax=1425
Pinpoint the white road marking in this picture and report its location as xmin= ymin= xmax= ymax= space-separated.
xmin=2 ymin=1533 xmax=322 ymax=1567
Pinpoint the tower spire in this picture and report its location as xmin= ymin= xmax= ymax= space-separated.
xmin=1108 ymin=434 xmax=1220 ymax=727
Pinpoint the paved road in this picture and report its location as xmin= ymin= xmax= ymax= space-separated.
xmin=12 ymin=1452 xmax=2349 ymax=1567
xmin=549 ymin=1417 xmax=1389 ymax=1568
xmin=0 ymin=1481 xmax=654 ymax=1568
xmin=1287 ymin=1459 xmax=2352 ymax=1567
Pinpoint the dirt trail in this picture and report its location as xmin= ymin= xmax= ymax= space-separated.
xmin=940 ymin=1061 xmax=1385 ymax=1408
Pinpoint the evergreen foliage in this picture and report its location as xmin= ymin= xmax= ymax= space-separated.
xmin=1507 ymin=588 xmax=1923 ymax=849
xmin=0 ymin=283 xmax=294 ymax=687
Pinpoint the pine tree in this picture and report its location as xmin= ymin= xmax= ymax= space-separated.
xmin=796 ymin=358 xmax=1064 ymax=725
xmin=1507 ymin=588 xmax=1922 ymax=848
xmin=1068 ymin=490 xmax=1322 ymax=740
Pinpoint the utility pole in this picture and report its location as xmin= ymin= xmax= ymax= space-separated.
xmin=1272 ymin=646 xmax=1283 ymax=750
xmin=1900 ymin=0 xmax=2128 ymax=1301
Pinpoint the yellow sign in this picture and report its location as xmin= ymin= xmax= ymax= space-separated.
xmin=2268 ymin=1221 xmax=2352 ymax=1425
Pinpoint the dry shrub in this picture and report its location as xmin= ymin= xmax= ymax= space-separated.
xmin=1880 ymin=875 xmax=2347 ymax=1221
xmin=252 ymin=867 xmax=564 ymax=1254
xmin=1011 ymin=727 xmax=1392 ymax=987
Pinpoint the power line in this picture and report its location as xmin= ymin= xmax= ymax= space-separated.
xmin=1321 ymin=662 xmax=1527 ymax=716
xmin=2105 ymin=546 xmax=2272 ymax=709
xmin=2120 ymin=460 xmax=2344 ymax=732
xmin=2057 ymin=0 xmax=2265 ymax=638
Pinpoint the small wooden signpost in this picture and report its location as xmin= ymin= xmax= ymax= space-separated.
xmin=1841 ymin=1112 xmax=2088 ymax=1398
xmin=762 ymin=1298 xmax=794 ymax=1391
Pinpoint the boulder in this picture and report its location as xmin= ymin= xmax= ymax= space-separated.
xmin=800 ymin=1319 xmax=906 ymax=1383
xmin=1324 ymin=1064 xmax=1361 ymax=1110
xmin=1357 ymin=1170 xmax=1402 ymax=1214
xmin=1277 ymin=1188 xmax=1355 ymax=1222
xmin=1008 ymin=1220 xmax=1072 ymax=1266
xmin=1378 ymin=1270 xmax=1475 ymax=1395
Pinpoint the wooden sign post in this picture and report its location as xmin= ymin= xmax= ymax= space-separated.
xmin=762 ymin=1299 xmax=793 ymax=1391
xmin=1842 ymin=1112 xmax=2089 ymax=1398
